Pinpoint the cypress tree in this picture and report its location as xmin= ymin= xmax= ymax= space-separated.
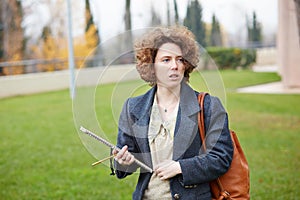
xmin=173 ymin=0 xmax=179 ymax=24
xmin=210 ymin=13 xmax=222 ymax=46
xmin=183 ymin=0 xmax=206 ymax=46
xmin=167 ymin=0 xmax=171 ymax=26
xmin=247 ymin=11 xmax=262 ymax=47
xmin=151 ymin=3 xmax=162 ymax=26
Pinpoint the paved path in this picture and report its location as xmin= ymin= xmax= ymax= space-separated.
xmin=237 ymin=81 xmax=300 ymax=94
xmin=236 ymin=65 xmax=300 ymax=94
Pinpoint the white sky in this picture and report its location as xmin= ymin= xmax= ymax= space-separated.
xmin=90 ymin=0 xmax=278 ymax=41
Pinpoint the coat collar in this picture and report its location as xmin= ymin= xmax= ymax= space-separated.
xmin=173 ymin=81 xmax=200 ymax=160
xmin=131 ymin=81 xmax=200 ymax=120
xmin=179 ymin=81 xmax=200 ymax=117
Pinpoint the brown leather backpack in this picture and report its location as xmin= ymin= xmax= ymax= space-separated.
xmin=198 ymin=93 xmax=250 ymax=200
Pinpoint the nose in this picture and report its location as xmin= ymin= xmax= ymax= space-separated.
xmin=170 ymin=59 xmax=178 ymax=70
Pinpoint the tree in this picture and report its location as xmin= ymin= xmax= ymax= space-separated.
xmin=183 ymin=0 xmax=206 ymax=46
xmin=247 ymin=11 xmax=262 ymax=48
xmin=84 ymin=0 xmax=102 ymax=67
xmin=173 ymin=0 xmax=179 ymax=24
xmin=85 ymin=0 xmax=100 ymax=48
xmin=124 ymin=0 xmax=132 ymax=32
xmin=120 ymin=0 xmax=134 ymax=64
xmin=167 ymin=0 xmax=171 ymax=26
xmin=165 ymin=0 xmax=179 ymax=26
xmin=150 ymin=3 xmax=162 ymax=26
xmin=41 ymin=26 xmax=58 ymax=71
xmin=209 ymin=13 xmax=222 ymax=46
xmin=124 ymin=0 xmax=133 ymax=44
xmin=0 ymin=1 xmax=3 ymax=62
xmin=0 ymin=0 xmax=25 ymax=75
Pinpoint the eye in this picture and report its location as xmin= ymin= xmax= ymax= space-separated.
xmin=162 ymin=58 xmax=170 ymax=63
xmin=177 ymin=57 xmax=184 ymax=63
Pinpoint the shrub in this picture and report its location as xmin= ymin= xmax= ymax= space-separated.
xmin=206 ymin=47 xmax=256 ymax=69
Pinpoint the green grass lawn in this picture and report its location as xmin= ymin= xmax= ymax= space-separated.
xmin=0 ymin=70 xmax=299 ymax=199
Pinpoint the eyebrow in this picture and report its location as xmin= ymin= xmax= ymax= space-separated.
xmin=159 ymin=55 xmax=183 ymax=59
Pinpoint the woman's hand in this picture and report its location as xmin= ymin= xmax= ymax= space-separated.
xmin=154 ymin=160 xmax=182 ymax=180
xmin=112 ymin=145 xmax=135 ymax=166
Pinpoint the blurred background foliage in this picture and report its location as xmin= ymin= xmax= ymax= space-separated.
xmin=0 ymin=0 xmax=266 ymax=75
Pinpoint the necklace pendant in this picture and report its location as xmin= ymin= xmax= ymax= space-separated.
xmin=164 ymin=108 xmax=167 ymax=112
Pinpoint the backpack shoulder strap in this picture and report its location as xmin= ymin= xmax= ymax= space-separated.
xmin=197 ymin=92 xmax=208 ymax=150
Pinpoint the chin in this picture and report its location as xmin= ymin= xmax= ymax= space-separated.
xmin=161 ymin=82 xmax=182 ymax=89
xmin=157 ymin=77 xmax=184 ymax=88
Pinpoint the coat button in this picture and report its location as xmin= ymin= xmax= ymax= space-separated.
xmin=174 ymin=193 xmax=180 ymax=199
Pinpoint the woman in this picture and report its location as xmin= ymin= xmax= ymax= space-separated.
xmin=113 ymin=26 xmax=233 ymax=200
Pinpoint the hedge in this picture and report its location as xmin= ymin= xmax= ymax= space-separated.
xmin=205 ymin=47 xmax=256 ymax=69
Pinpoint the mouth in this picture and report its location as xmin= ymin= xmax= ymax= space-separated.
xmin=169 ymin=74 xmax=179 ymax=78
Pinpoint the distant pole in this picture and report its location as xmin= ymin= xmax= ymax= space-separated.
xmin=67 ymin=0 xmax=75 ymax=99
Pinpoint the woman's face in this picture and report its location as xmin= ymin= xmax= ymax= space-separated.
xmin=154 ymin=43 xmax=185 ymax=89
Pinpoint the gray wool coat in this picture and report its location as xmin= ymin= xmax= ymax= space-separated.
xmin=115 ymin=81 xmax=233 ymax=200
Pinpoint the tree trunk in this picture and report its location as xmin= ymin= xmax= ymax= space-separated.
xmin=0 ymin=0 xmax=24 ymax=75
xmin=125 ymin=0 xmax=132 ymax=31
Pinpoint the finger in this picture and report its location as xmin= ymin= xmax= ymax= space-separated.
xmin=122 ymin=155 xmax=127 ymax=162
xmin=115 ymin=156 xmax=126 ymax=164
xmin=128 ymin=154 xmax=135 ymax=164
xmin=115 ymin=146 xmax=134 ymax=166
xmin=154 ymin=163 xmax=166 ymax=175
xmin=123 ymin=150 xmax=129 ymax=159
xmin=123 ymin=154 xmax=134 ymax=165
xmin=153 ymin=163 xmax=163 ymax=172
xmin=120 ymin=145 xmax=128 ymax=155
xmin=155 ymin=165 xmax=161 ymax=171
xmin=155 ymin=160 xmax=173 ymax=169
xmin=155 ymin=168 xmax=163 ymax=177
xmin=112 ymin=148 xmax=118 ymax=155
xmin=121 ymin=152 xmax=130 ymax=162
xmin=157 ymin=172 xmax=167 ymax=180
xmin=154 ymin=164 xmax=167 ymax=174
xmin=124 ymin=150 xmax=134 ymax=160
xmin=115 ymin=145 xmax=128 ymax=160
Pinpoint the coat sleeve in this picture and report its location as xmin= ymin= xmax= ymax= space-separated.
xmin=115 ymin=98 xmax=139 ymax=178
xmin=178 ymin=95 xmax=233 ymax=185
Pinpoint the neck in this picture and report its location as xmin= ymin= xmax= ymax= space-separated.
xmin=156 ymin=85 xmax=180 ymax=112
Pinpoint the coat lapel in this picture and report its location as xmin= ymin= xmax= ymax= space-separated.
xmin=173 ymin=82 xmax=200 ymax=160
xmin=131 ymin=87 xmax=156 ymax=154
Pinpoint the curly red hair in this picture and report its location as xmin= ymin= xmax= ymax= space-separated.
xmin=134 ymin=26 xmax=200 ymax=86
